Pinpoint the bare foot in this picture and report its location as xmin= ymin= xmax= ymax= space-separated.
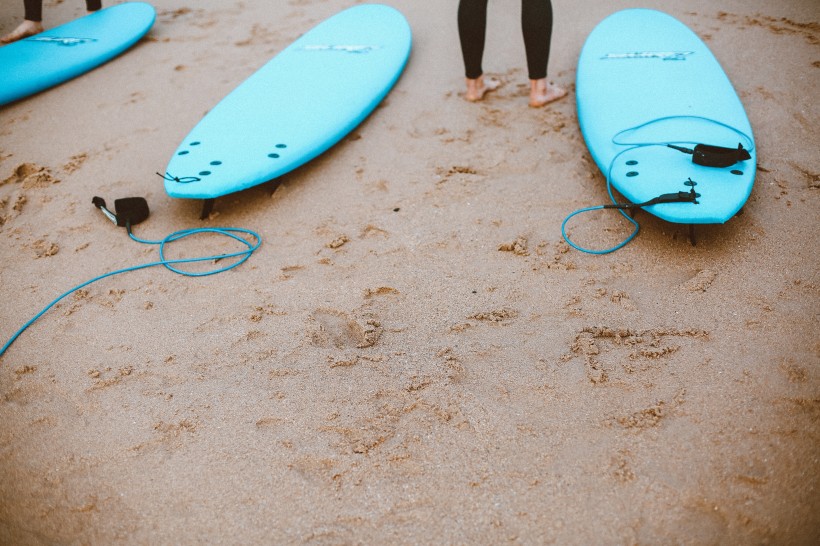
xmin=529 ymin=79 xmax=567 ymax=107
xmin=1 ymin=20 xmax=44 ymax=44
xmin=464 ymin=75 xmax=501 ymax=102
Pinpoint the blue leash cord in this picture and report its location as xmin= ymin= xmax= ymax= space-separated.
xmin=561 ymin=152 xmax=640 ymax=254
xmin=0 ymin=224 xmax=261 ymax=359
xmin=562 ymin=115 xmax=755 ymax=254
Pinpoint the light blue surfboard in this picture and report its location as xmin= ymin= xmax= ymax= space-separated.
xmin=576 ymin=9 xmax=755 ymax=225
xmin=0 ymin=2 xmax=155 ymax=106
xmin=163 ymin=4 xmax=412 ymax=206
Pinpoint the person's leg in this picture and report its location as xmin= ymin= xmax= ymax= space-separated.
xmin=23 ymin=0 xmax=42 ymax=21
xmin=521 ymin=0 xmax=566 ymax=106
xmin=458 ymin=0 xmax=487 ymax=79
xmin=0 ymin=0 xmax=44 ymax=44
xmin=521 ymin=0 xmax=551 ymax=80
xmin=458 ymin=0 xmax=499 ymax=101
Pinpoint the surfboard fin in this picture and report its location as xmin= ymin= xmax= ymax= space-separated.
xmin=200 ymin=199 xmax=215 ymax=220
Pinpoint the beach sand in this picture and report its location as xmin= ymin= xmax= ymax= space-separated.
xmin=1 ymin=0 xmax=818 ymax=543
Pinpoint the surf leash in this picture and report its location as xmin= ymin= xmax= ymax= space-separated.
xmin=561 ymin=115 xmax=754 ymax=254
xmin=0 ymin=197 xmax=261 ymax=359
xmin=611 ymin=115 xmax=755 ymax=154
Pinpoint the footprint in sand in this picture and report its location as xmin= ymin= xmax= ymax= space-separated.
xmin=681 ymin=269 xmax=717 ymax=292
xmin=2 ymin=163 xmax=59 ymax=189
xmin=1 ymin=163 xmax=59 ymax=227
xmin=309 ymin=309 xmax=382 ymax=349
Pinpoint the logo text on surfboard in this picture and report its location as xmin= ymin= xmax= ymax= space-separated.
xmin=602 ymin=51 xmax=694 ymax=61
xmin=26 ymin=36 xmax=98 ymax=47
xmin=301 ymin=44 xmax=380 ymax=54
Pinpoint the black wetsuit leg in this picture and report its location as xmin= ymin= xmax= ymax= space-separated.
xmin=521 ymin=0 xmax=553 ymax=80
xmin=457 ymin=0 xmax=489 ymax=79
xmin=24 ymin=1 xmax=101 ymax=22
xmin=23 ymin=0 xmax=43 ymax=21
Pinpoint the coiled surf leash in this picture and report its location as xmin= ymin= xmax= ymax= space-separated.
xmin=0 ymin=196 xmax=261 ymax=359
xmin=562 ymin=115 xmax=754 ymax=254
xmin=561 ymin=156 xmax=701 ymax=255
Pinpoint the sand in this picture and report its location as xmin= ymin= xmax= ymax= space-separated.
xmin=1 ymin=0 xmax=818 ymax=543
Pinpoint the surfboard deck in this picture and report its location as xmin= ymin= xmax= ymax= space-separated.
xmin=0 ymin=2 xmax=155 ymax=106
xmin=576 ymin=9 xmax=755 ymax=225
xmin=163 ymin=4 xmax=412 ymax=205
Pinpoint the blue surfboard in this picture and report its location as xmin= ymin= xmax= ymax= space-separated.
xmin=163 ymin=4 xmax=412 ymax=206
xmin=576 ymin=9 xmax=755 ymax=225
xmin=0 ymin=2 xmax=155 ymax=106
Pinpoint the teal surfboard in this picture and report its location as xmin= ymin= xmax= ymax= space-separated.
xmin=576 ymin=9 xmax=755 ymax=225
xmin=163 ymin=4 xmax=412 ymax=206
xmin=0 ymin=2 xmax=155 ymax=106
